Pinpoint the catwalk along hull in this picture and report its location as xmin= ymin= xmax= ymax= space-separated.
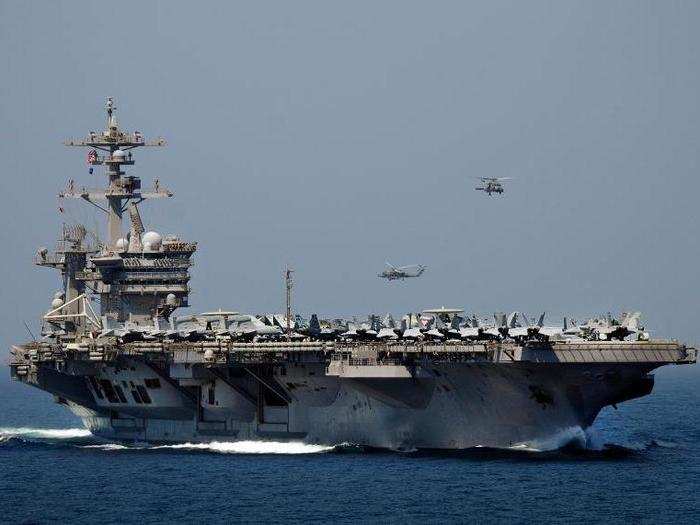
xmin=21 ymin=354 xmax=663 ymax=449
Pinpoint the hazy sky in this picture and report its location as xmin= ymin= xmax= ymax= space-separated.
xmin=1 ymin=0 xmax=699 ymax=359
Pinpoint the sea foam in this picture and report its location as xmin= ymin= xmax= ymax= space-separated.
xmin=508 ymin=426 xmax=587 ymax=452
xmin=151 ymin=440 xmax=335 ymax=454
xmin=0 ymin=427 xmax=92 ymax=440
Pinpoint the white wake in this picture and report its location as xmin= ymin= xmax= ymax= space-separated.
xmin=75 ymin=440 xmax=335 ymax=454
xmin=151 ymin=440 xmax=335 ymax=454
xmin=508 ymin=426 xmax=587 ymax=452
xmin=80 ymin=443 xmax=131 ymax=451
xmin=0 ymin=427 xmax=92 ymax=440
xmin=0 ymin=427 xmax=334 ymax=454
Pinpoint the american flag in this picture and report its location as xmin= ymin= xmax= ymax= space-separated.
xmin=87 ymin=149 xmax=98 ymax=164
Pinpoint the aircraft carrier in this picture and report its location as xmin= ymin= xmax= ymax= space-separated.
xmin=8 ymin=99 xmax=696 ymax=449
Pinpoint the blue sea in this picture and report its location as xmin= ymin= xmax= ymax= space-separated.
xmin=1 ymin=364 xmax=697 ymax=524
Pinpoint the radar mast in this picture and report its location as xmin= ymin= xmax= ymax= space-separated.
xmin=62 ymin=97 xmax=171 ymax=247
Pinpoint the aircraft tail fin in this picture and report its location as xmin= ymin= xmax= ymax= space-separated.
xmin=383 ymin=314 xmax=396 ymax=329
xmin=507 ymin=312 xmax=518 ymax=328
xmin=309 ymin=314 xmax=320 ymax=334
xmin=537 ymin=312 xmax=545 ymax=328
xmin=519 ymin=312 xmax=531 ymax=328
xmin=494 ymin=312 xmax=507 ymax=328
xmin=433 ymin=316 xmax=446 ymax=331
xmin=622 ymin=311 xmax=642 ymax=332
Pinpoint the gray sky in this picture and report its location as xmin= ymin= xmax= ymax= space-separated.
xmin=1 ymin=0 xmax=699 ymax=359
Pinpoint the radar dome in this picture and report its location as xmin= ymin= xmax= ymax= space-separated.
xmin=142 ymin=231 xmax=162 ymax=251
xmin=51 ymin=297 xmax=64 ymax=309
xmin=166 ymin=293 xmax=177 ymax=306
xmin=112 ymin=149 xmax=126 ymax=159
xmin=115 ymin=238 xmax=128 ymax=252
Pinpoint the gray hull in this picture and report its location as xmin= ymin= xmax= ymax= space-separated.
xmin=53 ymin=359 xmax=654 ymax=449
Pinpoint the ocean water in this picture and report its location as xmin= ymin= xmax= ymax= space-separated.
xmin=0 ymin=364 xmax=697 ymax=524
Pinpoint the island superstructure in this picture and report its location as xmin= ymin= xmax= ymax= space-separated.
xmin=9 ymin=100 xmax=696 ymax=449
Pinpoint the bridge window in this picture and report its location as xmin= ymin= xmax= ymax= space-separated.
xmin=263 ymin=388 xmax=287 ymax=407
xmin=99 ymin=379 xmax=119 ymax=403
xmin=88 ymin=376 xmax=104 ymax=399
xmin=114 ymin=385 xmax=128 ymax=403
xmin=136 ymin=385 xmax=152 ymax=404
xmin=131 ymin=390 xmax=143 ymax=404
xmin=144 ymin=378 xmax=161 ymax=389
xmin=208 ymin=387 xmax=215 ymax=405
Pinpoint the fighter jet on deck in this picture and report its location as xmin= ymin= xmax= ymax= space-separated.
xmin=581 ymin=312 xmax=643 ymax=341
xmin=378 ymin=261 xmax=427 ymax=281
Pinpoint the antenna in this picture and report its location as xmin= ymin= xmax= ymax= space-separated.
xmin=285 ymin=265 xmax=294 ymax=342
xmin=63 ymin=96 xmax=169 ymax=248
xmin=23 ymin=321 xmax=37 ymax=342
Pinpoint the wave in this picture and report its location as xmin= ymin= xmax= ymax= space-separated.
xmin=508 ymin=426 xmax=588 ymax=452
xmin=80 ymin=443 xmax=131 ymax=451
xmin=0 ymin=426 xmax=680 ymax=458
xmin=649 ymin=439 xmax=680 ymax=449
xmin=0 ymin=428 xmax=343 ymax=454
xmin=0 ymin=427 xmax=92 ymax=440
xmin=75 ymin=440 xmax=338 ymax=454
xmin=151 ymin=440 xmax=335 ymax=454
xmin=581 ymin=426 xmax=682 ymax=453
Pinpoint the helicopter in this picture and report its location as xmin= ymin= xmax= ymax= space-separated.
xmin=378 ymin=262 xmax=427 ymax=281
xmin=475 ymin=177 xmax=512 ymax=195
